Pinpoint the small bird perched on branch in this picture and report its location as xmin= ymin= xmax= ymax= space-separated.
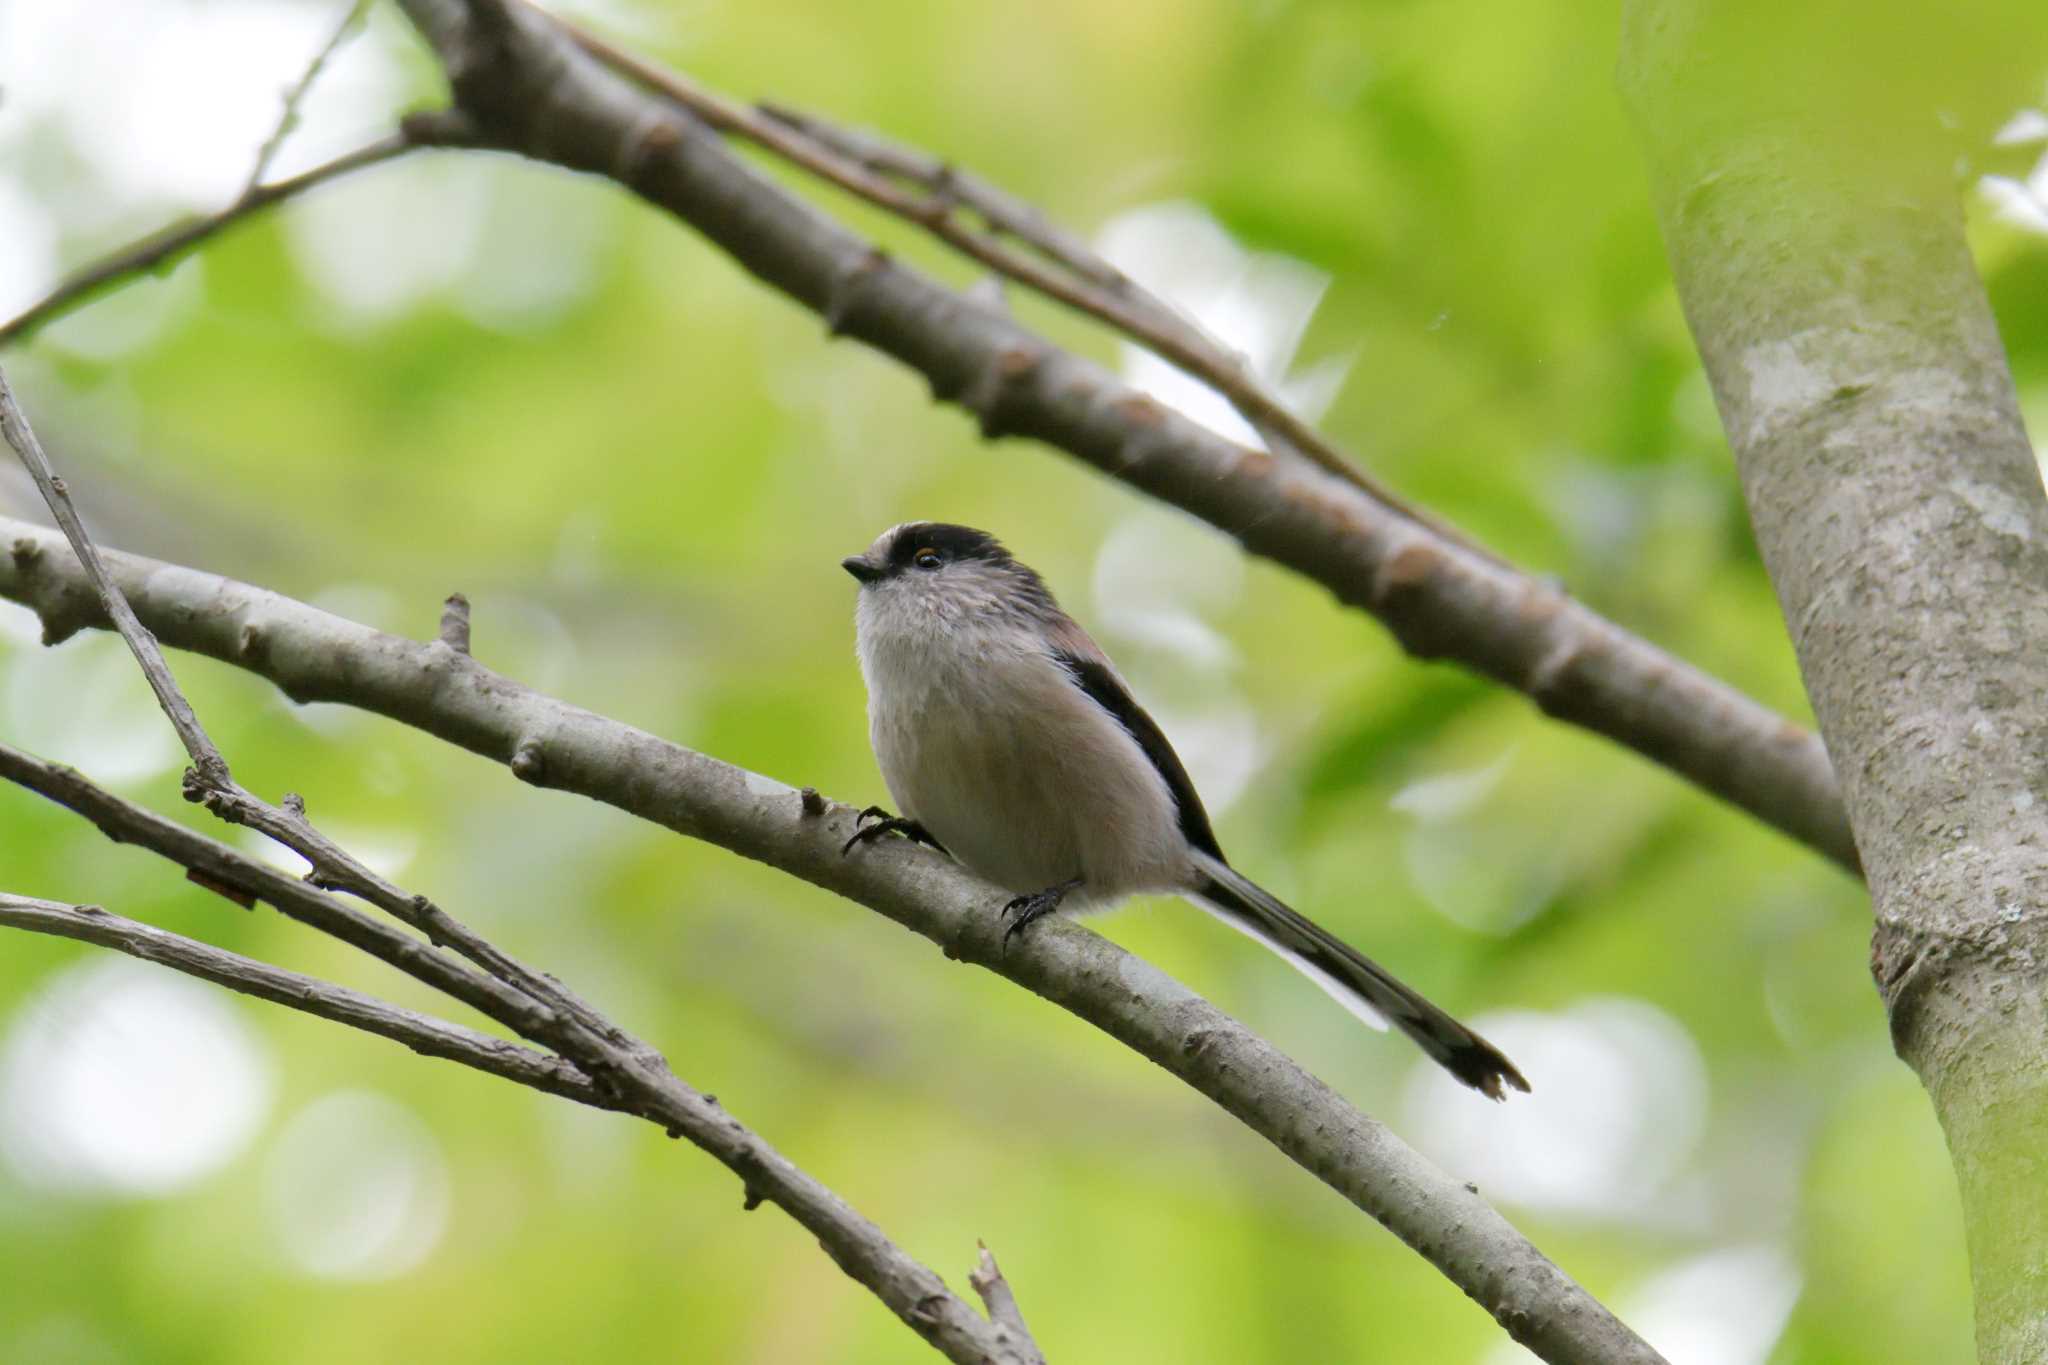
xmin=840 ymin=521 xmax=1529 ymax=1100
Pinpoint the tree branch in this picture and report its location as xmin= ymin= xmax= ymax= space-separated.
xmin=0 ymin=747 xmax=1035 ymax=1365
xmin=0 ymin=514 xmax=1665 ymax=1364
xmin=0 ymin=134 xmax=424 ymax=348
xmin=0 ymin=740 xmax=553 ymax=1038
xmin=388 ymin=0 xmax=1854 ymax=874
xmin=0 ymin=892 xmax=614 ymax=1105
xmin=0 ymin=881 xmax=1047 ymax=1363
xmin=0 ymin=356 xmax=1033 ymax=1362
xmin=0 ymin=0 xmax=1860 ymax=871
xmin=242 ymin=0 xmax=377 ymax=197
xmin=970 ymin=1243 xmax=1041 ymax=1356
xmin=543 ymin=4 xmax=1501 ymax=569
xmin=0 ymin=358 xmax=619 ymax=1055
xmin=0 ymin=364 xmax=229 ymax=782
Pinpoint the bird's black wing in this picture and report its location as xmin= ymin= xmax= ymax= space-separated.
xmin=1052 ymin=648 xmax=1226 ymax=862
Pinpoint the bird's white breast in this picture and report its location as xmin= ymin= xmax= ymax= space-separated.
xmin=854 ymin=594 xmax=1191 ymax=905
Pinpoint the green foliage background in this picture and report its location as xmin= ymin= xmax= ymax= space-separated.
xmin=1 ymin=0 xmax=2044 ymax=1360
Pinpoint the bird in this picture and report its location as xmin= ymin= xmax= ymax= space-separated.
xmin=838 ymin=521 xmax=1529 ymax=1100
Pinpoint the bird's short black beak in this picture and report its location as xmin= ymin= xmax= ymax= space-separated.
xmin=842 ymin=555 xmax=884 ymax=585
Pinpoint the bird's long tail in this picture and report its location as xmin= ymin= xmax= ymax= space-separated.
xmin=1188 ymin=851 xmax=1530 ymax=1100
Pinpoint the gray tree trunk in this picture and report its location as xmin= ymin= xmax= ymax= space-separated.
xmin=1621 ymin=3 xmax=2048 ymax=1358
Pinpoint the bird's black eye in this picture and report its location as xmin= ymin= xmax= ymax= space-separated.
xmin=913 ymin=548 xmax=943 ymax=570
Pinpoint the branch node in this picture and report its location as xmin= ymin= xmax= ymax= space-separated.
xmin=439 ymin=592 xmax=472 ymax=655
xmin=964 ymin=344 xmax=1044 ymax=439
xmin=798 ymin=786 xmax=827 ymax=816
xmin=237 ymin=620 xmax=269 ymax=665
xmin=10 ymin=536 xmax=42 ymax=568
xmin=1235 ymin=445 xmax=1277 ymax=480
xmin=1371 ymin=539 xmax=1447 ymax=607
xmin=615 ymin=112 xmax=686 ymax=189
xmin=510 ymin=736 xmax=548 ymax=785
xmin=968 ymin=1241 xmax=1041 ymax=1359
xmin=1527 ymin=637 xmax=1586 ymax=706
xmin=824 ymin=248 xmax=890 ymax=338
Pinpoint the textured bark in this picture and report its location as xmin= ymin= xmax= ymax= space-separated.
xmin=0 ymin=514 xmax=1663 ymax=1364
xmin=1622 ymin=4 xmax=2048 ymax=1358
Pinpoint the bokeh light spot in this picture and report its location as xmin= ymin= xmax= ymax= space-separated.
xmin=262 ymin=1089 xmax=451 ymax=1281
xmin=0 ymin=958 xmax=273 ymax=1196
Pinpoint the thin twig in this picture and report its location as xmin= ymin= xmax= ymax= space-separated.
xmin=0 ymin=0 xmax=1852 ymax=871
xmin=0 ymin=134 xmax=420 ymax=347
xmin=0 ymin=747 xmax=1026 ymax=1365
xmin=0 ymin=372 xmax=1027 ymax=1362
xmin=2 ymin=0 xmax=395 ymax=348
xmin=754 ymin=109 xmax=1125 ymax=292
xmin=0 ymin=740 xmax=556 ymax=1038
xmin=179 ymin=770 xmax=645 ymax=1061
xmin=401 ymin=0 xmax=1854 ymax=874
xmin=242 ymin=0 xmax=377 ymax=197
xmin=969 ymin=1242 xmax=1043 ymax=1363
xmin=0 ymin=356 xmax=619 ymax=1075
xmin=0 ymin=510 xmax=1668 ymax=1364
xmin=0 ymin=363 xmax=229 ymax=783
xmin=545 ymin=4 xmax=1502 ymax=568
xmin=0 ymin=893 xmax=613 ymax=1107
xmin=0 ymin=361 xmax=620 ymax=1059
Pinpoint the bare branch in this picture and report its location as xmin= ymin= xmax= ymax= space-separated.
xmin=752 ymin=107 xmax=1123 ymax=292
xmin=0 ymin=878 xmax=1042 ymax=1355
xmin=0 ymin=746 xmax=1026 ymax=1364
xmin=544 ymin=7 xmax=1499 ymax=568
xmin=0 ymin=363 xmax=230 ymax=783
xmin=0 ymin=135 xmax=420 ymax=348
xmin=242 ymin=0 xmax=377 ymax=197
xmin=0 ymin=359 xmax=619 ymax=1060
xmin=0 ymin=740 xmax=552 ymax=1038
xmin=0 ymin=351 xmax=1024 ymax=1362
xmin=969 ymin=1243 xmax=1043 ymax=1363
xmin=0 ymin=514 xmax=1667 ymax=1364
xmin=0 ymin=892 xmax=612 ymax=1106
xmin=390 ymin=0 xmax=1854 ymax=873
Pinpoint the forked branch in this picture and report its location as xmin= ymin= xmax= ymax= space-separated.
xmin=0 ymin=513 xmax=1665 ymax=1364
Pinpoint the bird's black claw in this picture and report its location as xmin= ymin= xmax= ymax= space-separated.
xmin=842 ymin=809 xmax=946 ymax=857
xmin=841 ymin=819 xmax=890 ymax=856
xmin=1001 ymin=885 xmax=1071 ymax=949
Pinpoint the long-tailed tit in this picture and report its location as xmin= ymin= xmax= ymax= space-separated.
xmin=841 ymin=522 xmax=1529 ymax=1099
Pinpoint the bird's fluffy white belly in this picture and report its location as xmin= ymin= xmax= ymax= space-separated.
xmin=860 ymin=628 xmax=1190 ymax=905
